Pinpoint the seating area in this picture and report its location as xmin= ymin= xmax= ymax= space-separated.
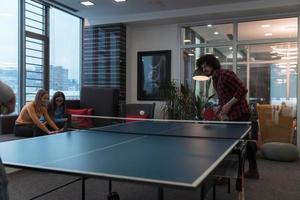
xmin=256 ymin=103 xmax=299 ymax=161
xmin=0 ymin=87 xmax=120 ymax=134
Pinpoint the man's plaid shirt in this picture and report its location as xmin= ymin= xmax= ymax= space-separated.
xmin=212 ymin=69 xmax=250 ymax=120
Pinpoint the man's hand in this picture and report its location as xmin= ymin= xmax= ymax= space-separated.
xmin=221 ymin=103 xmax=231 ymax=114
xmin=220 ymin=97 xmax=238 ymax=115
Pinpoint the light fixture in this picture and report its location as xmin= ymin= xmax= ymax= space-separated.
xmin=271 ymin=45 xmax=298 ymax=60
xmin=184 ymin=39 xmax=191 ymax=43
xmin=188 ymin=53 xmax=194 ymax=56
xmin=261 ymin=24 xmax=271 ymax=28
xmin=192 ymin=68 xmax=210 ymax=81
xmin=81 ymin=1 xmax=95 ymax=6
xmin=264 ymin=33 xmax=273 ymax=36
xmin=285 ymin=25 xmax=297 ymax=31
xmin=0 ymin=13 xmax=11 ymax=17
xmin=114 ymin=0 xmax=127 ymax=2
xmin=214 ymin=31 xmax=219 ymax=35
xmin=207 ymin=24 xmax=212 ymax=27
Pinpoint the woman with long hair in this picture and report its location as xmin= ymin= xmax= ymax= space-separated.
xmin=14 ymin=89 xmax=61 ymax=137
xmin=47 ymin=91 xmax=68 ymax=129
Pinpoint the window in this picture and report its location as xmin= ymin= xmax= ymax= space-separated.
xmin=237 ymin=42 xmax=297 ymax=107
xmin=0 ymin=0 xmax=19 ymax=111
xmin=0 ymin=0 xmax=82 ymax=111
xmin=49 ymin=8 xmax=81 ymax=99
xmin=236 ymin=18 xmax=298 ymax=108
xmin=238 ymin=18 xmax=297 ymax=41
xmin=25 ymin=0 xmax=47 ymax=102
xmin=181 ymin=23 xmax=233 ymax=95
xmin=181 ymin=23 xmax=233 ymax=45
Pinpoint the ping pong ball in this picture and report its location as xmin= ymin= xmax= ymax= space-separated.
xmin=139 ymin=110 xmax=145 ymax=116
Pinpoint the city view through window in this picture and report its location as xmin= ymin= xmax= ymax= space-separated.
xmin=0 ymin=0 xmax=81 ymax=112
xmin=49 ymin=7 xmax=81 ymax=99
xmin=0 ymin=0 xmax=19 ymax=109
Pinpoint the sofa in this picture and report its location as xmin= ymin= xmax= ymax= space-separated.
xmin=66 ymin=87 xmax=119 ymax=127
xmin=0 ymin=87 xmax=120 ymax=134
xmin=0 ymin=114 xmax=18 ymax=134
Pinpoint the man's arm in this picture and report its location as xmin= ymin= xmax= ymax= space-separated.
xmin=221 ymin=70 xmax=247 ymax=114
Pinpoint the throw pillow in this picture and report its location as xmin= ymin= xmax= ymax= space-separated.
xmin=66 ymin=108 xmax=93 ymax=128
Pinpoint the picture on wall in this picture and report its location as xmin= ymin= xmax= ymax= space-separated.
xmin=137 ymin=50 xmax=171 ymax=100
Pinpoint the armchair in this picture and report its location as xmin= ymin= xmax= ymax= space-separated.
xmin=256 ymin=104 xmax=295 ymax=144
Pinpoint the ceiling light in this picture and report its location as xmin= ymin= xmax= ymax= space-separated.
xmin=81 ymin=1 xmax=95 ymax=6
xmin=261 ymin=24 xmax=271 ymax=28
xmin=229 ymin=47 xmax=233 ymax=50
xmin=0 ymin=13 xmax=11 ymax=17
xmin=184 ymin=39 xmax=191 ymax=43
xmin=207 ymin=24 xmax=212 ymax=27
xmin=214 ymin=31 xmax=219 ymax=35
xmin=285 ymin=25 xmax=297 ymax=30
xmin=264 ymin=33 xmax=272 ymax=36
xmin=114 ymin=0 xmax=127 ymax=2
xmin=281 ymin=56 xmax=298 ymax=60
xmin=188 ymin=53 xmax=194 ymax=56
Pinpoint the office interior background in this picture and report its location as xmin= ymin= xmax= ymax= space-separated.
xmin=1 ymin=0 xmax=300 ymax=149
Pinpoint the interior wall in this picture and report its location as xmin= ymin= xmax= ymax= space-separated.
xmin=126 ymin=23 xmax=180 ymax=118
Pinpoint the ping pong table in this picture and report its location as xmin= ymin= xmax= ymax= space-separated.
xmin=0 ymin=121 xmax=251 ymax=200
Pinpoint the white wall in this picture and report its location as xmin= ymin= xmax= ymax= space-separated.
xmin=126 ymin=24 xmax=180 ymax=118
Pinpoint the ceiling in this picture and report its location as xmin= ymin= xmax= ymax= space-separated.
xmin=45 ymin=0 xmax=300 ymax=25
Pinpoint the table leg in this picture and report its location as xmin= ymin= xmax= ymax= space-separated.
xmin=81 ymin=177 xmax=86 ymax=200
xmin=158 ymin=186 xmax=164 ymax=200
xmin=201 ymin=183 xmax=205 ymax=200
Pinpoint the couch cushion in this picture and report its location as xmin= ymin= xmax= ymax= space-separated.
xmin=66 ymin=108 xmax=93 ymax=128
xmin=261 ymin=142 xmax=299 ymax=162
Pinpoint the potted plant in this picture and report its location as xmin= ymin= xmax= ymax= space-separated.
xmin=160 ymin=81 xmax=214 ymax=120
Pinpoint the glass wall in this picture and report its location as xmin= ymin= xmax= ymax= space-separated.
xmin=237 ymin=42 xmax=297 ymax=108
xmin=181 ymin=23 xmax=234 ymax=104
xmin=181 ymin=17 xmax=298 ymax=145
xmin=49 ymin=8 xmax=81 ymax=99
xmin=181 ymin=23 xmax=233 ymax=45
xmin=0 ymin=0 xmax=19 ymax=111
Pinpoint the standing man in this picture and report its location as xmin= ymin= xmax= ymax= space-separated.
xmin=196 ymin=54 xmax=259 ymax=179
xmin=0 ymin=80 xmax=15 ymax=199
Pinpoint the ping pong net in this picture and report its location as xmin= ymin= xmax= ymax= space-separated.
xmin=67 ymin=114 xmax=252 ymax=140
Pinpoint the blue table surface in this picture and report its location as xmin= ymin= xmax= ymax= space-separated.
xmin=0 ymin=121 xmax=249 ymax=187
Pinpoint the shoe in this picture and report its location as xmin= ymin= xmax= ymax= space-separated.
xmin=244 ymin=169 xmax=259 ymax=179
